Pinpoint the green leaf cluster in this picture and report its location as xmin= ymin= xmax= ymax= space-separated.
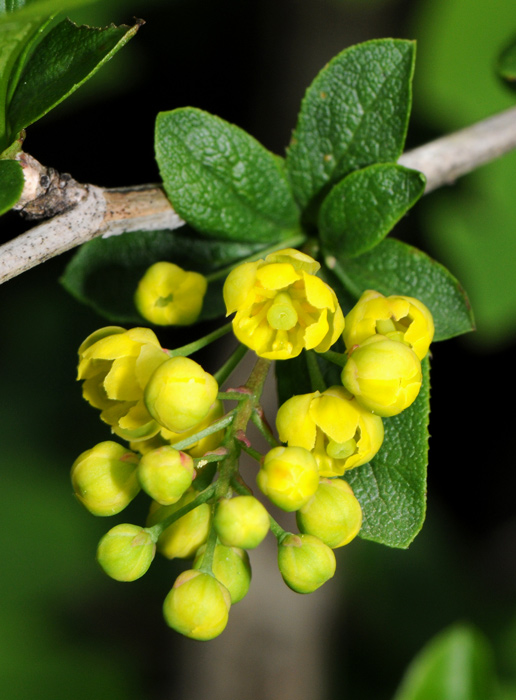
xmin=0 ymin=0 xmax=141 ymax=211
xmin=63 ymin=39 xmax=474 ymax=549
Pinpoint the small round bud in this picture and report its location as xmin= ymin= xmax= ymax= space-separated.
xmin=277 ymin=533 xmax=336 ymax=593
xmin=341 ymin=336 xmax=422 ymax=417
xmin=147 ymin=489 xmax=211 ymax=559
xmin=96 ymin=524 xmax=155 ymax=581
xmin=71 ymin=441 xmax=140 ymax=516
xmin=257 ymin=446 xmax=319 ymax=512
xmin=138 ymin=447 xmax=194 ymax=505
xmin=160 ymin=399 xmax=225 ymax=458
xmin=144 ymin=356 xmax=219 ymax=433
xmin=194 ymin=544 xmax=251 ymax=603
xmin=296 ymin=479 xmax=362 ymax=548
xmin=163 ymin=570 xmax=231 ymax=640
xmin=214 ymin=496 xmax=269 ymax=549
xmin=135 ymin=261 xmax=207 ymax=326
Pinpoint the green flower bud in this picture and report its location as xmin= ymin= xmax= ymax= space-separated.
xmin=194 ymin=543 xmax=251 ymax=604
xmin=257 ymin=446 xmax=319 ymax=512
xmin=134 ymin=261 xmax=207 ymax=326
xmin=277 ymin=533 xmax=336 ymax=594
xmin=213 ymin=496 xmax=269 ymax=549
xmin=71 ymin=441 xmax=140 ymax=516
xmin=163 ymin=570 xmax=231 ymax=640
xmin=138 ymin=446 xmax=194 ymax=505
xmin=144 ymin=356 xmax=219 ymax=433
xmin=341 ymin=335 xmax=422 ymax=417
xmin=296 ymin=479 xmax=362 ymax=548
xmin=146 ymin=488 xmax=211 ymax=559
xmin=96 ymin=523 xmax=155 ymax=581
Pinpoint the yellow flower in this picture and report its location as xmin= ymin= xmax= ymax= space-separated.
xmin=341 ymin=335 xmax=422 ymax=417
xmin=276 ymin=386 xmax=384 ymax=477
xmin=343 ymin=290 xmax=434 ymax=360
xmin=223 ymin=248 xmax=344 ymax=360
xmin=77 ymin=326 xmax=168 ymax=441
xmin=135 ymin=262 xmax=207 ymax=326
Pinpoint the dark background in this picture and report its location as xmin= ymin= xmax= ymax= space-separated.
xmin=2 ymin=0 xmax=516 ymax=698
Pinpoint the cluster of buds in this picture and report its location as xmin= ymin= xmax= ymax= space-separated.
xmin=71 ymin=249 xmax=434 ymax=641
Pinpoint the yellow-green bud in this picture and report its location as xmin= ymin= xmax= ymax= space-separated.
xmin=159 ymin=399 xmax=225 ymax=458
xmin=147 ymin=489 xmax=211 ymax=559
xmin=163 ymin=570 xmax=231 ymax=640
xmin=213 ymin=496 xmax=269 ymax=549
xmin=137 ymin=446 xmax=194 ymax=505
xmin=135 ymin=261 xmax=207 ymax=326
xmin=144 ymin=356 xmax=219 ymax=433
xmin=96 ymin=524 xmax=155 ymax=581
xmin=341 ymin=335 xmax=422 ymax=417
xmin=71 ymin=441 xmax=140 ymax=516
xmin=277 ymin=533 xmax=336 ymax=593
xmin=257 ymin=446 xmax=319 ymax=512
xmin=296 ymin=479 xmax=362 ymax=548
xmin=194 ymin=543 xmax=251 ymax=603
xmin=343 ymin=289 xmax=434 ymax=360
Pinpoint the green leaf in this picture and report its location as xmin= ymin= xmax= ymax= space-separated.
xmin=393 ymin=625 xmax=496 ymax=700
xmin=497 ymin=34 xmax=516 ymax=88
xmin=155 ymin=107 xmax=301 ymax=243
xmin=8 ymin=17 xmax=141 ymax=135
xmin=346 ymin=356 xmax=430 ymax=549
xmin=0 ymin=0 xmax=97 ymax=151
xmin=60 ymin=227 xmax=268 ymax=324
xmin=286 ymin=39 xmax=416 ymax=212
xmin=319 ymin=164 xmax=425 ymax=257
xmin=0 ymin=158 xmax=24 ymax=214
xmin=326 ymin=238 xmax=475 ymax=341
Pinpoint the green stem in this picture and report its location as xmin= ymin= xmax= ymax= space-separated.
xmin=166 ymin=322 xmax=233 ymax=358
xmin=205 ymin=232 xmax=308 ymax=284
xmin=321 ymin=349 xmax=348 ymax=369
xmin=240 ymin=443 xmax=263 ymax=463
xmin=145 ymin=484 xmax=216 ymax=541
xmin=170 ymin=410 xmax=236 ymax=451
xmin=269 ymin=514 xmax=288 ymax=541
xmin=197 ymin=513 xmax=219 ymax=575
xmin=214 ymin=343 xmax=248 ymax=386
xmin=251 ymin=409 xmax=281 ymax=448
xmin=306 ymin=350 xmax=327 ymax=393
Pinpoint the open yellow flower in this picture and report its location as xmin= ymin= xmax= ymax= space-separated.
xmin=276 ymin=386 xmax=384 ymax=477
xmin=77 ymin=326 xmax=168 ymax=441
xmin=223 ymin=248 xmax=344 ymax=360
xmin=135 ymin=262 xmax=207 ymax=326
xmin=343 ymin=290 xmax=434 ymax=360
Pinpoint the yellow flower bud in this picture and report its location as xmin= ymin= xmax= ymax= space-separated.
xmin=96 ymin=524 xmax=155 ymax=581
xmin=159 ymin=399 xmax=225 ymax=458
xmin=214 ymin=496 xmax=270 ymax=549
xmin=296 ymin=479 xmax=362 ymax=548
xmin=77 ymin=326 xmax=168 ymax=441
xmin=343 ymin=289 xmax=434 ymax=360
xmin=194 ymin=543 xmax=251 ymax=604
xmin=276 ymin=386 xmax=384 ymax=477
xmin=137 ymin=446 xmax=194 ymax=505
xmin=147 ymin=489 xmax=211 ymax=559
xmin=135 ymin=261 xmax=207 ymax=326
xmin=144 ymin=356 xmax=218 ymax=433
xmin=71 ymin=441 xmax=140 ymax=516
xmin=277 ymin=533 xmax=336 ymax=593
xmin=257 ymin=446 xmax=319 ymax=512
xmin=223 ymin=248 xmax=344 ymax=360
xmin=163 ymin=570 xmax=231 ymax=640
xmin=341 ymin=335 xmax=422 ymax=417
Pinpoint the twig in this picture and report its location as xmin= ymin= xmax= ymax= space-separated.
xmin=2 ymin=105 xmax=516 ymax=284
